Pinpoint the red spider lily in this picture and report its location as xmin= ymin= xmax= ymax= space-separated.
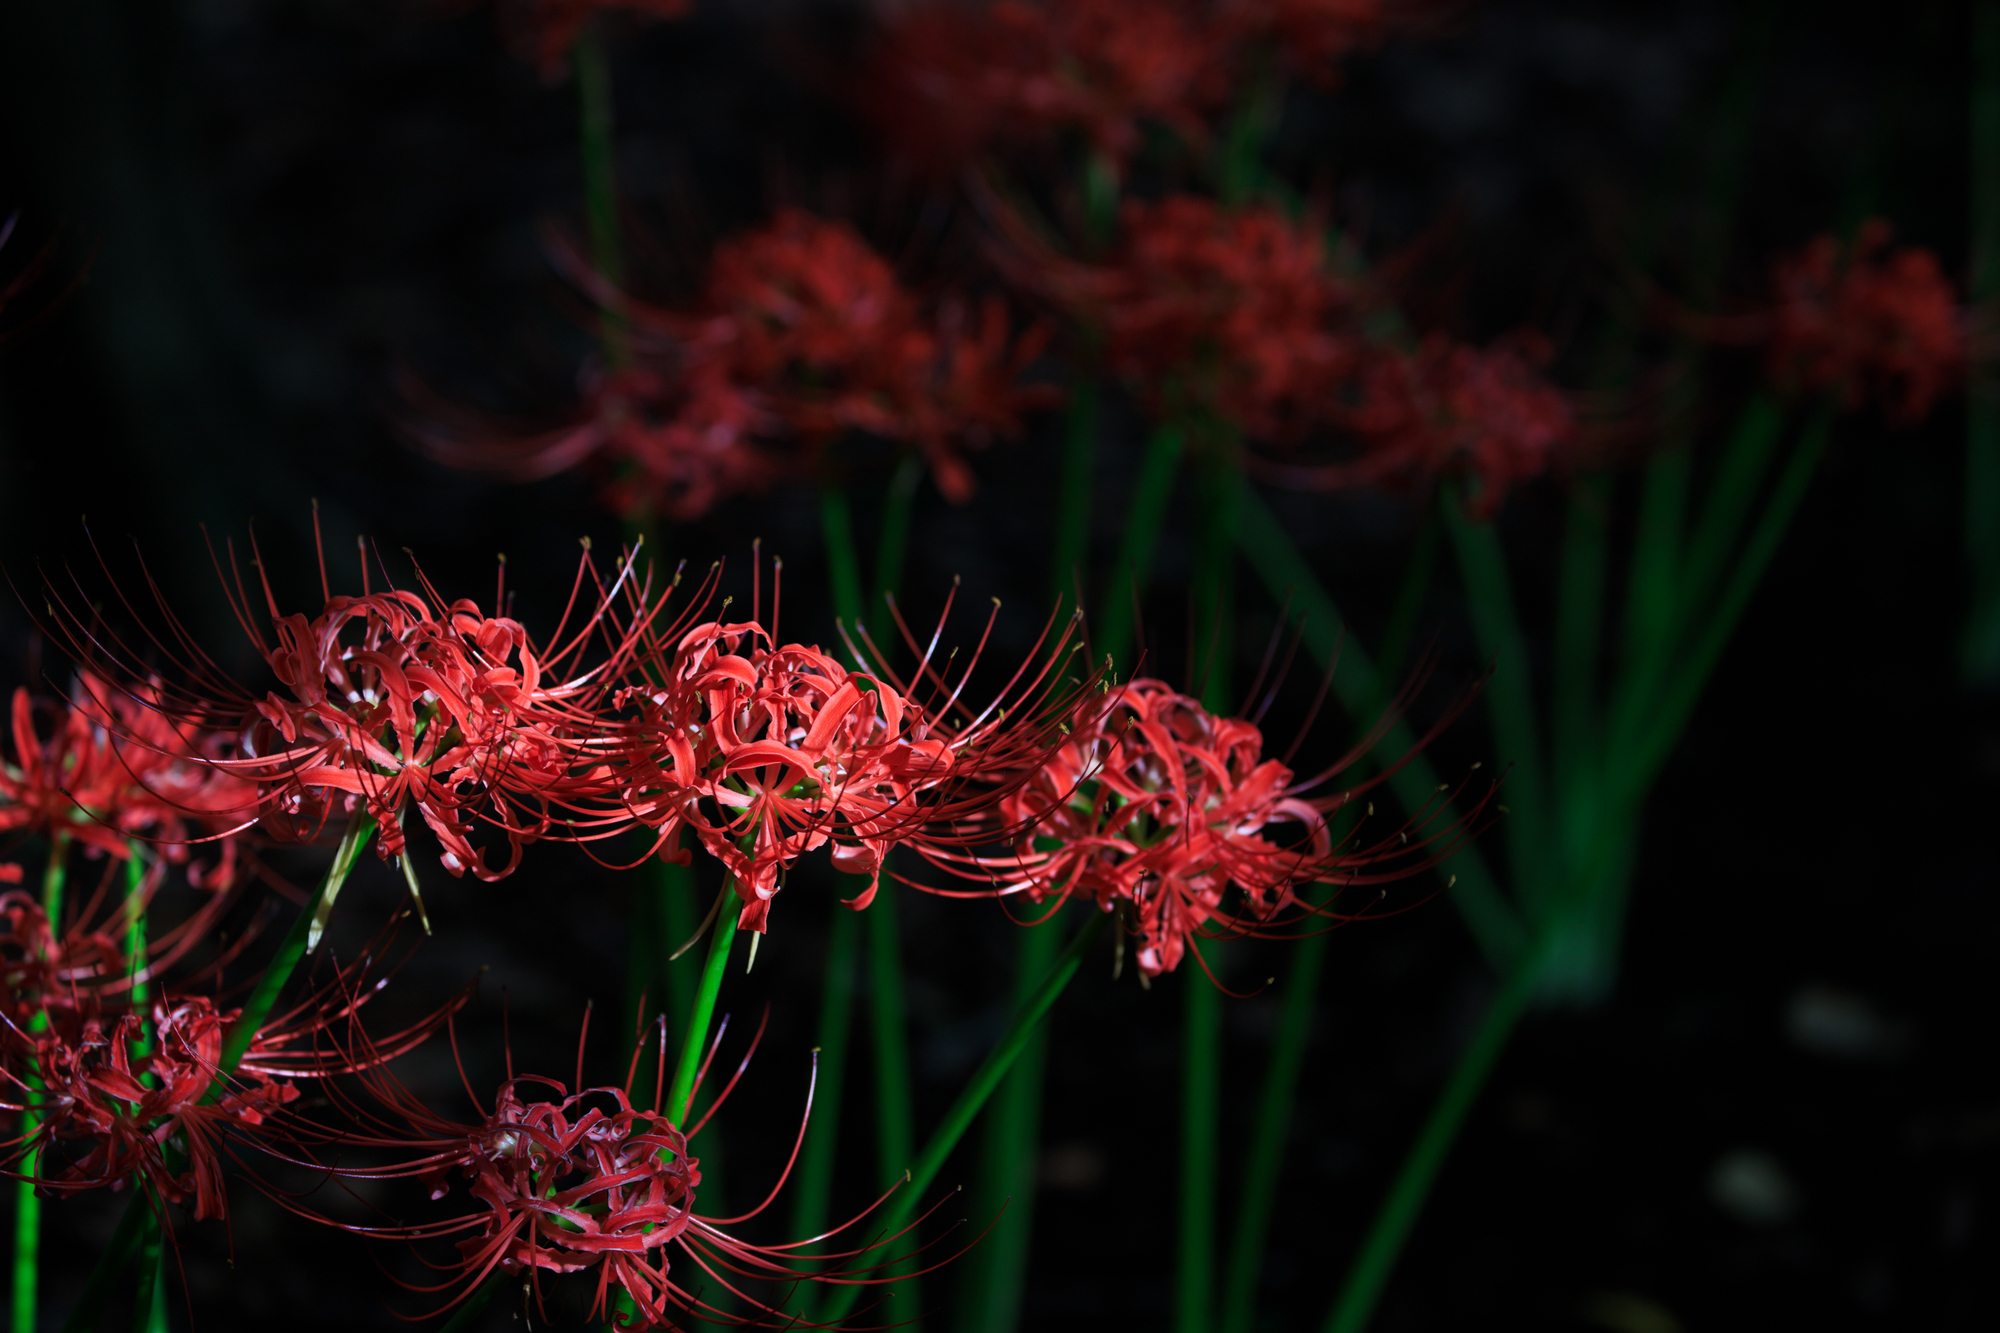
xmin=260 ymin=1013 xmax=928 ymax=1330
xmin=0 ymin=901 xmax=466 ymax=1224
xmin=1 ymin=675 xmax=254 ymax=879
xmin=43 ymin=524 xmax=702 ymax=886
xmin=911 ymin=672 xmax=1487 ymax=978
xmin=417 ymin=211 xmax=1052 ymax=515
xmin=602 ymin=580 xmax=1101 ymax=931
xmin=2 ymin=999 xmax=298 ymax=1221
xmin=409 ymin=363 xmax=780 ymax=526
xmin=1731 ymin=220 xmax=1967 ymax=424
xmin=864 ymin=0 xmax=1224 ymax=171
xmin=1218 ymin=0 xmax=1388 ymax=74
xmin=1006 ymin=193 xmax=1364 ymax=439
xmin=1255 ymin=333 xmax=1575 ymax=515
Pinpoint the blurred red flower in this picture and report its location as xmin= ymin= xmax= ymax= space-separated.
xmin=1759 ymin=220 xmax=1965 ymax=423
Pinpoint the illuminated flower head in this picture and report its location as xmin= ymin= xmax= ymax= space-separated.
xmin=43 ymin=521 xmax=700 ymax=885
xmin=915 ymin=672 xmax=1486 ymax=977
xmin=604 ymin=574 xmax=1101 ymax=932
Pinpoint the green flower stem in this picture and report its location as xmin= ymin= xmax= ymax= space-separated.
xmin=1096 ymin=419 xmax=1186 ymax=672
xmin=1440 ymin=499 xmax=1549 ymax=898
xmin=132 ymin=1198 xmax=166 ymax=1333
xmin=1219 ymin=531 xmax=1438 ymax=1332
xmin=1551 ymin=478 xmax=1609 ymax=814
xmin=439 ymin=1272 xmax=509 ymax=1333
xmin=816 ymin=912 xmax=1107 ymax=1328
xmin=1234 ymin=489 xmax=1525 ymax=974
xmin=1219 ymin=918 xmax=1329 ymax=1333
xmin=950 ymin=375 xmax=1106 ymax=1333
xmin=1322 ymin=937 xmax=1550 ymax=1333
xmin=665 ymin=890 xmax=738 ymax=1124
xmin=14 ymin=834 xmax=68 ymax=1333
xmin=227 ymin=811 xmax=376 ymax=1078
xmin=951 ymin=914 xmax=1062 ymax=1333
xmin=1969 ymin=1 xmax=2000 ymax=684
xmin=573 ymin=20 xmax=630 ymax=367
xmin=1176 ymin=938 xmax=1224 ymax=1333
xmin=1623 ymin=405 xmax=1834 ymax=793
xmin=57 ymin=1194 xmax=147 ymax=1333
xmin=789 ymin=905 xmax=861 ymax=1310
xmin=874 ymin=454 xmax=924 ymax=635
xmin=1051 ymin=381 xmax=1100 ymax=604
xmin=1176 ymin=442 xmax=1239 ymax=1333
xmin=821 ymin=486 xmax=867 ymax=663
xmin=866 ymin=882 xmax=923 ymax=1321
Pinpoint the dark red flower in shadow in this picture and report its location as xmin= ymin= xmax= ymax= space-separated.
xmin=416 ymin=211 xmax=1052 ymax=518
xmin=260 ymin=1014 xmax=927 ymax=1330
xmin=1757 ymin=220 xmax=1965 ymax=423
xmin=864 ymin=0 xmax=1224 ymax=171
xmin=1255 ymin=333 xmax=1575 ymax=515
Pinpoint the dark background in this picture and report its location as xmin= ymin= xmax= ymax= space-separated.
xmin=1 ymin=0 xmax=1994 ymax=1329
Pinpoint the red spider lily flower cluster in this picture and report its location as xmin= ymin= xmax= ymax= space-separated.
xmin=0 ymin=875 xmax=455 ymax=1225
xmin=267 ymin=1019 xmax=911 ymax=1331
xmin=5 ymin=998 xmax=298 ymax=1220
xmin=916 ymin=674 xmax=1485 ymax=978
xmin=2 ymin=677 xmax=253 ymax=886
xmin=863 ymin=0 xmax=1433 ymax=172
xmin=1003 ymin=192 xmax=1573 ymax=508
xmin=420 ymin=210 xmax=1053 ymax=519
xmin=1724 ymin=219 xmax=1967 ymax=424
xmin=1259 ymin=332 xmax=1576 ymax=515
xmin=596 ymin=583 xmax=1098 ymax=932
xmin=48 ymin=530 xmax=692 ymax=886
xmin=864 ymin=0 xmax=1225 ymax=170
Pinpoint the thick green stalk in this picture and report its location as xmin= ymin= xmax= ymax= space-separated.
xmin=439 ymin=1273 xmax=509 ymax=1333
xmin=1051 ymin=382 xmax=1100 ymax=604
xmin=951 ymin=915 xmax=1062 ymax=1333
xmin=1550 ymin=479 xmax=1608 ymax=809
xmin=1234 ymin=489 xmax=1525 ymax=973
xmin=227 ymin=812 xmax=375 ymax=1077
xmin=874 ymin=454 xmax=923 ymax=632
xmin=58 ymin=1198 xmax=147 ymax=1333
xmin=1322 ymin=939 xmax=1548 ymax=1333
xmin=1968 ymin=1 xmax=2000 ymax=685
xmin=867 ymin=877 xmax=923 ymax=1321
xmin=789 ymin=905 xmax=861 ymax=1306
xmin=572 ymin=21 xmax=630 ymax=368
xmin=1176 ymin=939 xmax=1224 ymax=1333
xmin=821 ymin=487 xmax=867 ymax=664
xmin=816 ymin=913 xmax=1108 ymax=1327
xmin=665 ymin=893 xmax=738 ymax=1123
xmin=1177 ymin=444 xmax=1238 ymax=1333
xmin=1441 ymin=500 xmax=1549 ymax=902
xmin=1219 ymin=920 xmax=1329 ymax=1333
xmin=951 ymin=377 xmax=1106 ymax=1333
xmin=131 ymin=1201 xmax=165 ymax=1333
xmin=1625 ymin=407 xmax=1834 ymax=794
xmin=1096 ymin=420 xmax=1186 ymax=672
xmin=14 ymin=834 xmax=67 ymax=1333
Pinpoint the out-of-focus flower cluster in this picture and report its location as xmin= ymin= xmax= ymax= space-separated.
xmin=419 ymin=210 xmax=1054 ymax=522
xmin=1737 ymin=219 xmax=1966 ymax=423
xmin=863 ymin=0 xmax=1412 ymax=171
